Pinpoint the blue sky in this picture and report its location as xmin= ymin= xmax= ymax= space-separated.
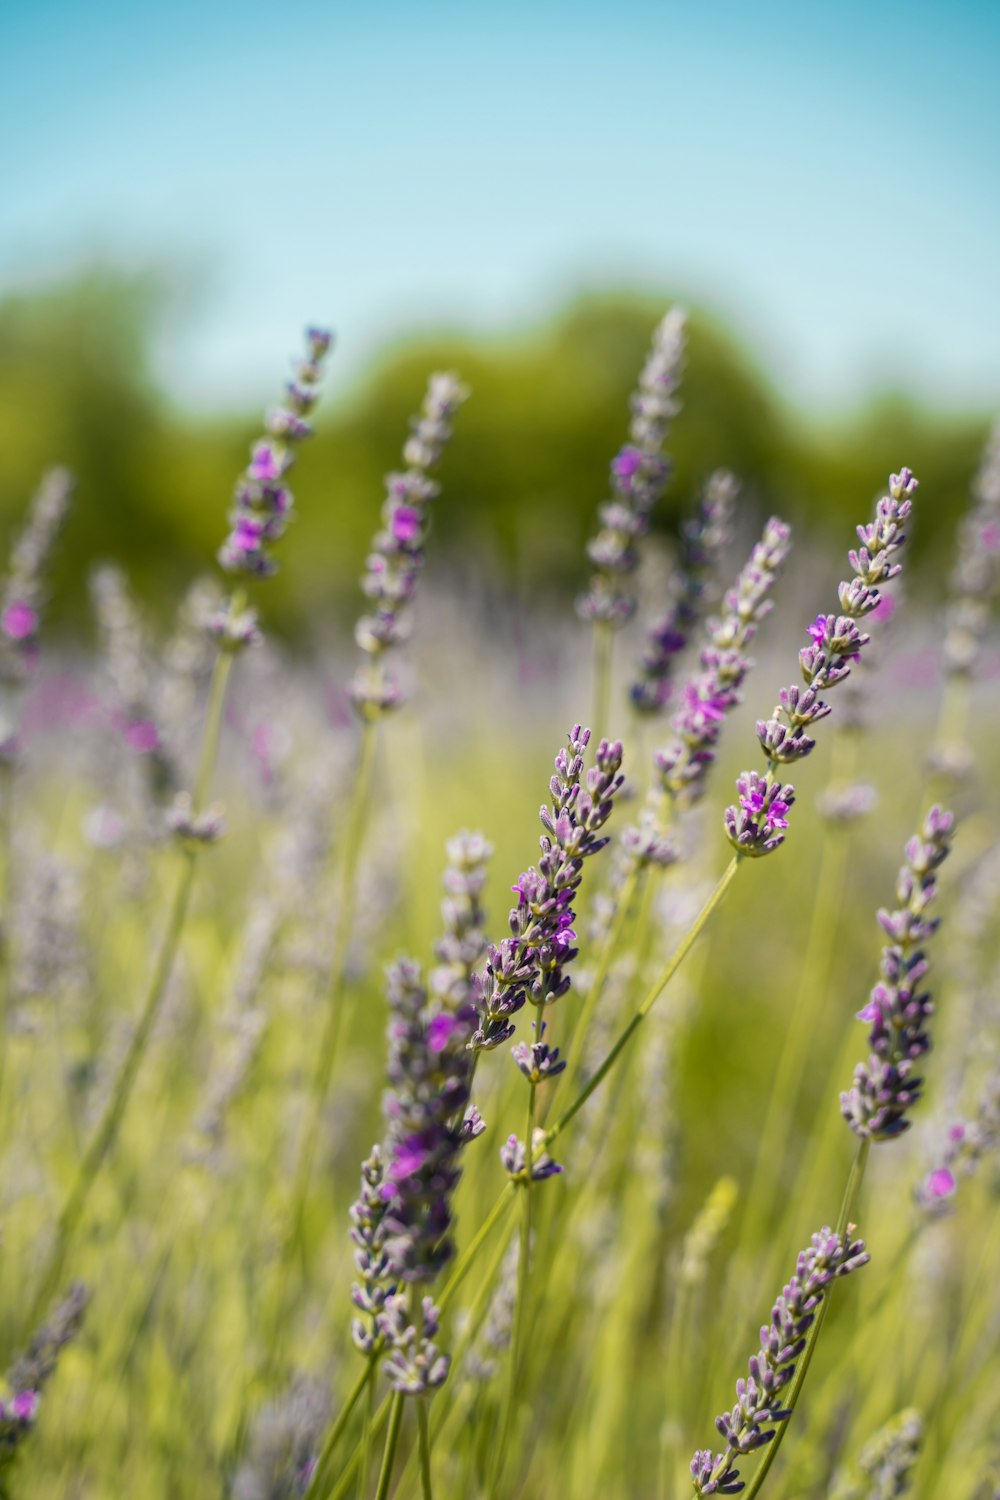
xmin=2 ymin=0 xmax=998 ymax=413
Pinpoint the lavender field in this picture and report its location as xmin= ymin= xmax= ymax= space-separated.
xmin=0 ymin=311 xmax=998 ymax=1500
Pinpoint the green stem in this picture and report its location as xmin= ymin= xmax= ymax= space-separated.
xmin=546 ymin=855 xmax=741 ymax=1148
xmin=25 ymin=636 xmax=238 ymax=1333
xmin=439 ymin=1183 xmax=516 ymax=1313
xmin=303 ymin=1358 xmax=374 ymax=1499
xmin=373 ymin=1391 xmax=405 ymax=1500
xmin=359 ymin=1358 xmax=378 ymax=1500
xmin=289 ymin=718 xmax=378 ymax=1233
xmin=740 ymin=1137 xmax=871 ymax=1500
xmin=0 ymin=757 xmax=15 ymax=1103
xmin=417 ymin=1399 xmax=433 ymax=1500
xmin=592 ymin=620 xmax=614 ymax=739
xmin=560 ymin=864 xmax=642 ymax=1101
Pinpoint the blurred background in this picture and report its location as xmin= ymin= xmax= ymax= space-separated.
xmin=2 ymin=0 xmax=999 ymax=638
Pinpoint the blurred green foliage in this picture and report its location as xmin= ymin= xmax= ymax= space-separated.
xmin=0 ymin=267 xmax=991 ymax=641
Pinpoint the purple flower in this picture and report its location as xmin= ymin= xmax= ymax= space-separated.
xmin=469 ymin=727 xmax=624 ymax=1053
xmin=578 ymin=308 xmax=686 ymax=627
xmin=691 ymin=1228 xmax=869 ymax=1496
xmin=123 ymin=718 xmax=160 ymax=754
xmin=350 ymin=372 xmax=468 ymax=717
xmin=0 ymin=468 xmax=73 ymax=688
xmin=2 ymin=600 xmax=39 ymax=642
xmin=218 ymin=328 xmax=332 ymax=579
xmin=11 ymin=1390 xmax=38 ymax=1422
xmin=841 ymin=807 xmax=954 ymax=1142
xmin=725 ymin=469 xmax=916 ymax=857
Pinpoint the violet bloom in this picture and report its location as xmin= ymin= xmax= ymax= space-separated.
xmin=469 ymin=726 xmax=625 ymax=1053
xmin=0 ymin=467 xmax=74 ymax=694
xmin=218 ymin=327 xmax=332 ymax=581
xmin=916 ymin=1062 xmax=1000 ymax=1214
xmin=630 ymin=469 xmax=738 ymax=715
xmin=941 ymin=419 xmax=1000 ymax=680
xmin=350 ymin=372 xmax=469 ymax=718
xmin=725 ymin=469 xmax=916 ymax=858
xmin=841 ymin=807 xmax=954 ymax=1142
xmin=577 ymin=308 xmax=686 ymax=627
xmin=616 ymin=515 xmax=791 ymax=874
xmin=691 ymin=1228 xmax=869 ymax=1496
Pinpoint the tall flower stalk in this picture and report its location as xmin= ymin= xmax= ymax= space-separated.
xmin=578 ymin=308 xmax=686 ymax=735
xmin=287 ymin=373 xmax=468 ymax=1253
xmin=24 ymin=328 xmax=331 ymax=1330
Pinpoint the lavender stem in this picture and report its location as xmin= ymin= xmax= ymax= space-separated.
xmin=739 ymin=1138 xmax=871 ymax=1500
xmin=417 ymin=1397 xmax=434 ymax=1500
xmin=372 ymin=1391 xmax=404 ymax=1500
xmin=559 ymin=863 xmax=643 ymax=1101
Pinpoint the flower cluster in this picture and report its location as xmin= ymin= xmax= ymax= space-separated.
xmin=690 ymin=1228 xmax=870 ymax=1496
xmin=218 ymin=327 xmax=332 ymax=579
xmin=500 ymin=1127 xmax=563 ymax=1182
xmin=231 ymin=1374 xmax=329 ymax=1500
xmin=379 ymin=1294 xmax=450 ymax=1395
xmin=631 ymin=469 xmax=738 ymax=714
xmin=350 ymin=372 xmax=469 ymax=717
xmin=577 ymin=309 xmax=686 ymax=626
xmin=916 ymin=1061 xmax=1000 ymax=1213
xmin=380 ymin=959 xmax=476 ymax=1286
xmin=830 ymin=1408 xmax=924 ymax=1500
xmin=942 ymin=419 xmax=1000 ymax=678
xmin=841 ymin=807 xmax=954 ymax=1142
xmin=469 ymin=727 xmax=625 ymax=1053
xmin=350 ymin=1147 xmax=393 ymax=1355
xmin=725 ymin=469 xmax=916 ymax=857
xmin=1 ymin=1281 xmax=89 ymax=1477
xmin=430 ymin=831 xmax=492 ymax=1010
xmin=0 ymin=467 xmax=74 ymax=689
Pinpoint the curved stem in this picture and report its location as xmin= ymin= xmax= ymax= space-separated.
xmin=546 ymin=855 xmax=741 ymax=1147
xmin=303 ymin=1358 xmax=375 ymax=1498
xmin=560 ymin=864 xmax=642 ymax=1102
xmin=494 ymin=1083 xmax=536 ymax=1494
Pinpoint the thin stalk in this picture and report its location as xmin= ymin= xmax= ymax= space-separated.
xmin=546 ymin=855 xmax=741 ymax=1148
xmin=0 ymin=757 xmax=16 ymax=1102
xmin=592 ymin=620 xmax=614 ymax=739
xmin=289 ymin=717 xmax=378 ymax=1233
xmin=740 ymin=1136 xmax=871 ymax=1500
xmin=24 ymin=638 xmax=237 ymax=1332
xmin=359 ymin=1358 xmax=379 ymax=1500
xmin=560 ymin=863 xmax=642 ymax=1101
xmin=417 ymin=1399 xmax=433 ymax=1500
xmin=304 ymin=1358 xmax=374 ymax=1499
xmin=495 ymin=1082 xmax=536 ymax=1487
xmin=373 ymin=1391 xmax=405 ymax=1500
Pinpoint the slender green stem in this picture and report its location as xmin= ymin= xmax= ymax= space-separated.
xmin=373 ymin=1392 xmax=405 ymax=1500
xmin=499 ymin=1083 xmax=536 ymax=1474
xmin=303 ymin=1359 xmax=374 ymax=1499
xmin=417 ymin=1399 xmax=433 ymax=1500
xmin=592 ymin=620 xmax=614 ymax=739
xmin=359 ymin=1358 xmax=378 ymax=1500
xmin=0 ymin=757 xmax=15 ymax=1103
xmin=24 ymin=636 xmax=238 ymax=1333
xmin=546 ymin=855 xmax=741 ymax=1147
xmin=289 ymin=718 xmax=379 ymax=1233
xmin=560 ymin=864 xmax=642 ymax=1100
xmin=439 ymin=1183 xmax=516 ymax=1313
xmin=740 ymin=1137 xmax=871 ymax=1500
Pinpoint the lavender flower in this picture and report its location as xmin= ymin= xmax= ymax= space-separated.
xmin=469 ymin=726 xmax=625 ymax=1053
xmin=725 ymin=469 xmax=916 ymax=857
xmin=379 ymin=1294 xmax=450 ymax=1395
xmin=218 ymin=327 xmax=332 ymax=581
xmin=232 ymin=1374 xmax=330 ymax=1500
xmin=500 ymin=1128 xmax=563 ymax=1182
xmin=578 ymin=308 xmax=686 ymax=626
xmin=350 ymin=372 xmax=468 ymax=717
xmin=941 ymin=420 xmax=1000 ymax=679
xmin=0 ymin=1281 xmax=89 ymax=1479
xmin=630 ymin=469 xmax=738 ymax=714
xmin=0 ymin=467 xmax=74 ymax=687
xmin=350 ymin=1146 xmax=393 ymax=1355
xmin=430 ymin=831 xmax=492 ymax=1010
xmin=831 ymin=1409 xmax=924 ymax=1500
xmin=841 ymin=807 xmax=954 ymax=1142
xmin=916 ymin=1062 xmax=1000 ymax=1214
xmin=690 ymin=1228 xmax=870 ymax=1496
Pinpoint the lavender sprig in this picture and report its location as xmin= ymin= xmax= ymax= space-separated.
xmin=841 ymin=806 xmax=954 ymax=1141
xmin=630 ymin=469 xmax=738 ymax=715
xmin=917 ymin=1062 xmax=1000 ymax=1212
xmin=430 ymin=831 xmax=492 ymax=1011
xmin=577 ymin=308 xmax=686 ymax=627
xmin=725 ymin=469 xmax=916 ymax=857
xmin=0 ymin=467 xmax=74 ymax=688
xmin=350 ymin=372 xmax=468 ymax=718
xmin=690 ymin=1229 xmax=870 ymax=1496
xmin=942 ymin=419 xmax=1000 ymax=679
xmin=218 ymin=327 xmax=332 ymax=581
xmin=469 ymin=726 xmax=625 ymax=1053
